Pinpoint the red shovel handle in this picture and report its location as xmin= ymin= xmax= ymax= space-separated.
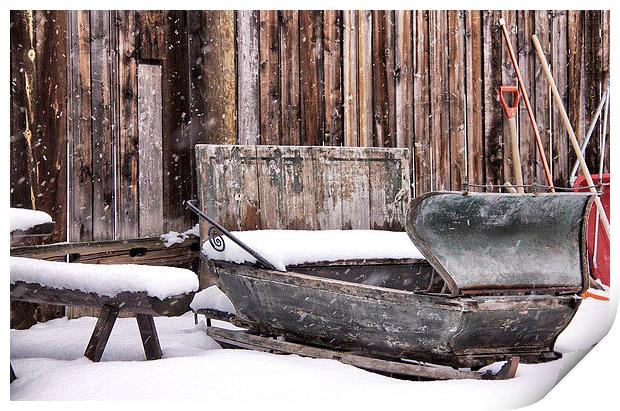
xmin=498 ymin=86 xmax=520 ymax=119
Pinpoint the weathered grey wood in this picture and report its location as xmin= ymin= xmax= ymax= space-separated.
xmin=137 ymin=64 xmax=164 ymax=237
xmin=343 ymin=11 xmax=359 ymax=147
xmin=195 ymin=145 xmax=411 ymax=231
xmin=11 ymin=281 xmax=195 ymax=317
xmin=237 ymin=11 xmax=260 ymax=145
xmin=357 ymin=11 xmax=373 ymax=147
xmin=206 ymin=327 xmax=519 ymax=380
xmin=136 ymin=314 xmax=162 ymax=360
xmin=84 ymin=304 xmax=119 ymax=362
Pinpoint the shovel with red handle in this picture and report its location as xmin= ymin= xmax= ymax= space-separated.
xmin=498 ymin=86 xmax=524 ymax=194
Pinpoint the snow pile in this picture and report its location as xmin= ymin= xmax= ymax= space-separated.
xmin=202 ymin=230 xmax=424 ymax=271
xmin=10 ymin=208 xmax=53 ymax=232
xmin=10 ymin=257 xmax=199 ymax=300
xmin=161 ymin=224 xmax=200 ymax=247
xmin=190 ymin=286 xmax=236 ymax=314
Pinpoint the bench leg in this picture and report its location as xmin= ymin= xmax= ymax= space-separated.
xmin=85 ymin=304 xmax=119 ymax=362
xmin=136 ymin=314 xmax=162 ymax=360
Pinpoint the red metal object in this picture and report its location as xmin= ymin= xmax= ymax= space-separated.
xmin=497 ymin=86 xmax=520 ymax=119
xmin=573 ymin=174 xmax=610 ymax=286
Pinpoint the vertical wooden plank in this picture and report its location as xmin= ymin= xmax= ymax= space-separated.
xmin=567 ymin=11 xmax=585 ymax=173
xmin=447 ymin=11 xmax=466 ymax=191
xmin=465 ymin=11 xmax=484 ymax=188
xmin=482 ymin=10 xmax=504 ymax=188
xmin=428 ymin=10 xmax=450 ymax=191
xmin=280 ymin=147 xmax=317 ymax=229
xmin=343 ymin=11 xmax=359 ymax=146
xmin=413 ymin=11 xmax=431 ymax=195
xmin=500 ymin=11 xmax=518 ymax=187
xmin=357 ymin=11 xmax=373 ymax=147
xmin=533 ymin=11 xmax=552 ymax=186
xmin=161 ymin=10 xmax=192 ymax=232
xmin=67 ymin=10 xmax=93 ymax=242
xmin=372 ymin=11 xmax=396 ymax=148
xmin=90 ymin=10 xmax=115 ymax=240
xmin=323 ymin=10 xmax=343 ymax=146
xmin=395 ymin=10 xmax=414 ymax=151
xmin=259 ymin=10 xmax=281 ymax=144
xmin=136 ymin=11 xmax=165 ymax=60
xmin=280 ymin=10 xmax=301 ymax=145
xmin=551 ymin=10 xmax=569 ymax=187
xmin=117 ymin=10 xmax=139 ymax=239
xmin=339 ymin=148 xmax=370 ymax=229
xmin=256 ymin=145 xmax=286 ymax=229
xmin=583 ymin=11 xmax=603 ymax=172
xmin=236 ymin=11 xmax=260 ymax=145
xmin=601 ymin=10 xmax=610 ymax=173
xmin=517 ymin=11 xmax=536 ymax=186
xmin=300 ymin=11 xmax=325 ymax=146
xmin=138 ymin=64 xmax=164 ymax=237
xmin=313 ymin=147 xmax=343 ymax=229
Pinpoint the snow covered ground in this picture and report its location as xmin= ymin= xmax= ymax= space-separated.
xmin=10 ymin=294 xmax=613 ymax=407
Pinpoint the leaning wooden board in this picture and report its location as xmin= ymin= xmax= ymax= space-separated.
xmin=195 ymin=145 xmax=411 ymax=233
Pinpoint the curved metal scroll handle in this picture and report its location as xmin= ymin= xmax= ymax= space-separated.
xmin=184 ymin=199 xmax=280 ymax=271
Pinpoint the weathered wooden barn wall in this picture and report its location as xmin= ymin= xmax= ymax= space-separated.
xmin=10 ymin=10 xmax=610 ymax=242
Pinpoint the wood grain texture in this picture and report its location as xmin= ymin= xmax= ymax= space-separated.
xmin=300 ymin=11 xmax=325 ymax=145
xmin=357 ymin=11 xmax=373 ymax=147
xmin=236 ymin=11 xmax=260 ymax=145
xmin=395 ymin=11 xmax=414 ymax=151
xmin=372 ymin=11 xmax=396 ymax=148
xmin=138 ymin=64 xmax=164 ymax=237
xmin=533 ymin=11 xmax=551 ymax=186
xmin=500 ymin=11 xmax=518 ymax=187
xmin=259 ymin=10 xmax=281 ymax=144
xmin=280 ymin=11 xmax=301 ymax=145
xmin=343 ymin=11 xmax=359 ymax=147
xmin=323 ymin=10 xmax=343 ymax=146
xmin=413 ymin=11 xmax=431 ymax=196
xmin=517 ymin=11 xmax=536 ymax=186
xmin=465 ymin=11 xmax=484 ymax=188
xmin=550 ymin=10 xmax=569 ymax=186
xmin=567 ymin=11 xmax=585 ymax=176
xmin=447 ymin=11 xmax=466 ymax=191
xmin=136 ymin=11 xmax=165 ymax=60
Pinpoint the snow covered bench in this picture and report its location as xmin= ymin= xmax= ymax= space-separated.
xmin=10 ymin=208 xmax=55 ymax=238
xmin=10 ymin=257 xmax=199 ymax=362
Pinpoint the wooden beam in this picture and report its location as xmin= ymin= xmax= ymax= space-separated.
xmin=136 ymin=314 xmax=162 ymax=360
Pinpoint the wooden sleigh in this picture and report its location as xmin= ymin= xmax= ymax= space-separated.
xmin=192 ymin=145 xmax=595 ymax=380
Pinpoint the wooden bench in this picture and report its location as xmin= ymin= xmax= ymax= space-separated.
xmin=10 ymin=237 xmax=200 ymax=363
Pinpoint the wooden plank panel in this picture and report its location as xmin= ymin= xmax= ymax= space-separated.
xmin=601 ymin=10 xmax=610 ymax=173
xmin=465 ymin=11 xmax=484 ymax=188
xmin=428 ymin=10 xmax=450 ymax=191
xmin=447 ymin=11 xmax=466 ymax=191
xmin=67 ymin=10 xmax=93 ymax=241
xmin=256 ymin=145 xmax=286 ymax=228
xmin=482 ymin=10 xmax=504 ymax=188
xmin=500 ymin=11 xmax=518 ymax=187
xmin=136 ymin=11 xmax=165 ymax=60
xmin=395 ymin=10 xmax=414 ymax=151
xmin=90 ymin=10 xmax=115 ymax=240
xmin=567 ymin=11 xmax=585 ymax=174
xmin=339 ymin=148 xmax=371 ymax=229
xmin=372 ymin=11 xmax=396 ymax=148
xmin=551 ymin=10 xmax=569 ymax=187
xmin=413 ymin=11 xmax=431 ymax=195
xmin=161 ymin=10 xmax=192 ymax=232
xmin=280 ymin=11 xmax=301 ymax=145
xmin=313 ymin=147 xmax=344 ymax=229
xmin=237 ymin=11 xmax=260 ymax=145
xmin=357 ymin=11 xmax=373 ymax=147
xmin=281 ymin=146 xmax=317 ymax=229
xmin=259 ymin=10 xmax=281 ymax=144
xmin=300 ymin=11 xmax=325 ymax=145
xmin=343 ymin=10 xmax=359 ymax=147
xmin=138 ymin=64 xmax=164 ymax=237
xmin=200 ymin=11 xmax=237 ymax=145
xmin=583 ymin=11 xmax=603 ymax=172
xmin=117 ymin=10 xmax=139 ymax=239
xmin=323 ymin=10 xmax=343 ymax=146
xmin=533 ymin=11 xmax=552 ymax=186
xmin=367 ymin=148 xmax=410 ymax=230
xmin=517 ymin=11 xmax=536 ymax=186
